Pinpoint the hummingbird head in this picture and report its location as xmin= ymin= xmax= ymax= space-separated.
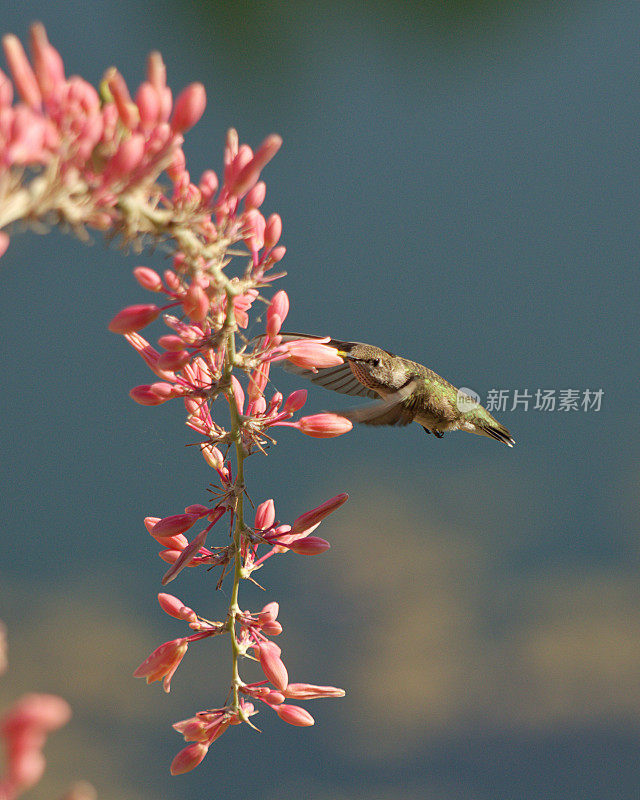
xmin=337 ymin=343 xmax=407 ymax=391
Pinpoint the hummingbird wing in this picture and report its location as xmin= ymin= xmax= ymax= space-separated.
xmin=338 ymin=380 xmax=421 ymax=427
xmin=279 ymin=333 xmax=380 ymax=399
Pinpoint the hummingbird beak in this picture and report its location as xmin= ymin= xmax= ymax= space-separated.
xmin=335 ymin=349 xmax=353 ymax=361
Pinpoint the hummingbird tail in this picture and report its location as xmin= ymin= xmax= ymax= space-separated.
xmin=475 ymin=419 xmax=515 ymax=448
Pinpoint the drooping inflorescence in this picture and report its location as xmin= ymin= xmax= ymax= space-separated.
xmin=1 ymin=24 xmax=351 ymax=776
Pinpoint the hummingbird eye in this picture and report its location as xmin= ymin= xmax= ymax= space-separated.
xmin=370 ymin=358 xmax=380 ymax=367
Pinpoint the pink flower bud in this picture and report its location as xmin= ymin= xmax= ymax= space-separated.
xmin=133 ymin=266 xmax=163 ymax=291
xmin=264 ymin=690 xmax=285 ymax=705
xmin=170 ymin=83 xmax=206 ymax=132
xmin=270 ymin=245 xmax=286 ymax=263
xmin=106 ymin=69 xmax=139 ymax=129
xmin=264 ymin=213 xmax=282 ymax=249
xmin=157 ymin=334 xmax=186 ymax=351
xmin=231 ymin=375 xmax=245 ymax=414
xmin=258 ymin=642 xmax=288 ymax=691
xmin=228 ymin=135 xmax=281 ymax=197
xmin=295 ymin=413 xmax=353 ymax=438
xmin=129 ymin=385 xmax=168 ymax=406
xmin=108 ymin=133 xmax=145 ymax=178
xmin=108 ymin=304 xmax=160 ymax=334
xmin=290 ymin=493 xmax=348 ymax=536
xmin=260 ymin=619 xmax=283 ymax=636
xmin=199 ymin=169 xmax=218 ymax=204
xmin=157 ymin=350 xmax=190 ymax=370
xmin=283 ymin=683 xmax=346 ymax=700
xmin=255 ymin=499 xmax=275 ymax=531
xmin=243 ymin=209 xmax=266 ymax=253
xmin=283 ymin=389 xmax=307 ymax=413
xmin=273 ymin=704 xmax=314 ymax=727
xmin=136 ymin=82 xmax=160 ymax=127
xmin=170 ymin=742 xmax=209 ymax=775
xmin=200 ymin=444 xmax=224 ymax=470
xmin=152 ymin=513 xmax=199 ymax=538
xmin=182 ymin=282 xmax=209 ymax=322
xmin=267 ymin=290 xmax=289 ymax=328
xmin=2 ymin=34 xmax=41 ymax=108
xmin=157 ymin=593 xmax=197 ymax=622
xmin=285 ymin=536 xmax=331 ymax=555
xmin=244 ymin=181 xmax=266 ymax=209
xmin=286 ymin=341 xmax=344 ymax=370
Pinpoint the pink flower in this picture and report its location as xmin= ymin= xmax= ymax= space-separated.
xmin=293 ymin=413 xmax=353 ymax=438
xmin=285 ymin=340 xmax=344 ymax=370
xmin=257 ymin=641 xmax=288 ymax=691
xmin=273 ymin=704 xmax=314 ymax=727
xmin=289 ymin=493 xmax=348 ymax=536
xmin=108 ymin=304 xmax=161 ymax=334
xmin=170 ymin=742 xmax=209 ymax=775
xmin=133 ymin=638 xmax=188 ymax=692
xmin=283 ymin=683 xmax=345 ymax=700
xmin=284 ymin=536 xmax=331 ymax=555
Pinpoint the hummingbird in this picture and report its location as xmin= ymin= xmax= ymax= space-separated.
xmin=282 ymin=333 xmax=515 ymax=447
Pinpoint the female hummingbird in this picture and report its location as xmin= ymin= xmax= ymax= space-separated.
xmin=282 ymin=333 xmax=515 ymax=447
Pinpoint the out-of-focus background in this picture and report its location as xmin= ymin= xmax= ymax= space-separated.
xmin=1 ymin=2 xmax=638 ymax=798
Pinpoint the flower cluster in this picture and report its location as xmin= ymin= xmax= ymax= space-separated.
xmin=1 ymin=25 xmax=350 ymax=774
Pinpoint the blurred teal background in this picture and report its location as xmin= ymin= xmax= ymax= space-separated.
xmin=0 ymin=1 xmax=638 ymax=798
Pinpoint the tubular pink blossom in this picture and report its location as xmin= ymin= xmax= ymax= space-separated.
xmin=182 ymin=282 xmax=209 ymax=322
xmin=200 ymin=444 xmax=224 ymax=471
xmin=230 ymin=133 xmax=283 ymax=197
xmin=106 ymin=68 xmax=140 ymax=129
xmin=157 ymin=593 xmax=197 ymax=622
xmin=295 ymin=413 xmax=353 ymax=438
xmin=129 ymin=385 xmax=170 ymax=405
xmin=170 ymin=82 xmax=206 ymax=132
xmin=108 ymin=304 xmax=161 ymax=334
xmin=157 ymin=334 xmax=186 ymax=351
xmin=199 ymin=169 xmax=219 ymax=204
xmin=29 ymin=23 xmax=65 ymax=101
xmin=286 ymin=341 xmax=344 ymax=370
xmin=273 ymin=704 xmax=314 ymax=727
xmin=230 ymin=375 xmax=245 ymax=413
xmin=290 ymin=492 xmax=349 ymax=536
xmin=270 ymin=245 xmax=286 ymax=263
xmin=133 ymin=266 xmax=163 ymax=291
xmin=258 ymin=642 xmax=288 ymax=691
xmin=285 ymin=536 xmax=331 ymax=555
xmin=2 ymin=34 xmax=41 ymax=108
xmin=152 ymin=513 xmax=200 ymax=538
xmin=243 ymin=209 xmax=266 ymax=253
xmin=133 ymin=638 xmax=188 ymax=691
xmin=170 ymin=742 xmax=209 ymax=775
xmin=107 ymin=133 xmax=146 ymax=178
xmin=283 ymin=683 xmax=346 ymax=700
xmin=267 ymin=290 xmax=289 ymax=327
xmin=135 ymin=82 xmax=160 ymax=128
xmin=157 ymin=350 xmax=190 ymax=370
xmin=283 ymin=389 xmax=307 ymax=413
xmin=244 ymin=181 xmax=266 ymax=209
xmin=255 ymin=499 xmax=275 ymax=530
xmin=264 ymin=213 xmax=282 ymax=250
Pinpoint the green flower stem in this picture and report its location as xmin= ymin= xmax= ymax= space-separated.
xmin=222 ymin=288 xmax=246 ymax=714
